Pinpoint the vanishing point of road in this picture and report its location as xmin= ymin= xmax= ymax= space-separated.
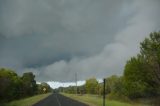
xmin=33 ymin=93 xmax=88 ymax=106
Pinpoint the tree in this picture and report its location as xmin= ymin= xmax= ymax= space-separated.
xmin=122 ymin=32 xmax=160 ymax=98
xmin=78 ymin=85 xmax=86 ymax=94
xmin=85 ymin=78 xmax=99 ymax=94
xmin=105 ymin=75 xmax=120 ymax=94
xmin=40 ymin=82 xmax=51 ymax=93
xmin=123 ymin=55 xmax=157 ymax=98
xmin=140 ymin=32 xmax=160 ymax=85
xmin=104 ymin=75 xmax=125 ymax=96
xmin=0 ymin=68 xmax=21 ymax=102
xmin=21 ymin=72 xmax=37 ymax=96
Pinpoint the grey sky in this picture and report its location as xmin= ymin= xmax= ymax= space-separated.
xmin=0 ymin=0 xmax=160 ymax=82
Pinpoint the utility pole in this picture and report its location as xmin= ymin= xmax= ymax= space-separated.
xmin=75 ymin=72 xmax=77 ymax=94
xmin=103 ymin=78 xmax=106 ymax=106
xmin=63 ymin=83 xmax=64 ymax=93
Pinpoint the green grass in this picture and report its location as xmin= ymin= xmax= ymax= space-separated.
xmin=2 ymin=93 xmax=52 ymax=106
xmin=62 ymin=93 xmax=150 ymax=106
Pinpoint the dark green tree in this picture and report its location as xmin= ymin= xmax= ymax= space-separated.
xmin=21 ymin=72 xmax=37 ymax=96
xmin=39 ymin=82 xmax=51 ymax=93
xmin=124 ymin=55 xmax=158 ymax=98
xmin=123 ymin=32 xmax=160 ymax=98
xmin=140 ymin=31 xmax=160 ymax=85
xmin=0 ymin=68 xmax=21 ymax=102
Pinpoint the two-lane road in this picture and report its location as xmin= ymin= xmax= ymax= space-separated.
xmin=33 ymin=93 xmax=88 ymax=106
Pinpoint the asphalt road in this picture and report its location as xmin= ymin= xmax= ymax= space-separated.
xmin=33 ymin=93 xmax=89 ymax=106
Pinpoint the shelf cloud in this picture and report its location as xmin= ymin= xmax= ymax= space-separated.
xmin=0 ymin=0 xmax=160 ymax=82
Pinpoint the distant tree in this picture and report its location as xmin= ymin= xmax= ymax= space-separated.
xmin=21 ymin=72 xmax=37 ymax=96
xmin=78 ymin=85 xmax=86 ymax=94
xmin=104 ymin=75 xmax=126 ymax=96
xmin=40 ymin=82 xmax=51 ymax=93
xmin=95 ymin=83 xmax=102 ymax=95
xmin=105 ymin=75 xmax=119 ymax=94
xmin=85 ymin=78 xmax=98 ymax=94
xmin=63 ymin=86 xmax=76 ymax=94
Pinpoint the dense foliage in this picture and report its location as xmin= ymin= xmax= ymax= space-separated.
xmin=21 ymin=72 xmax=37 ymax=97
xmin=0 ymin=68 xmax=22 ymax=102
xmin=123 ymin=32 xmax=160 ymax=98
xmin=37 ymin=82 xmax=52 ymax=94
xmin=85 ymin=78 xmax=99 ymax=94
xmin=0 ymin=68 xmax=52 ymax=103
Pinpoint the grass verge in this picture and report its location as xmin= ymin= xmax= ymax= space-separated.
xmin=1 ymin=93 xmax=52 ymax=106
xmin=61 ymin=93 xmax=150 ymax=106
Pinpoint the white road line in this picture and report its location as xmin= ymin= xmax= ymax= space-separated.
xmin=55 ymin=94 xmax=61 ymax=106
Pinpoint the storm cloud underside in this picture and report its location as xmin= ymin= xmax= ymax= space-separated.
xmin=0 ymin=0 xmax=160 ymax=82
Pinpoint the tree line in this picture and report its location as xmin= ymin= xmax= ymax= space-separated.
xmin=0 ymin=68 xmax=52 ymax=103
xmin=57 ymin=31 xmax=160 ymax=101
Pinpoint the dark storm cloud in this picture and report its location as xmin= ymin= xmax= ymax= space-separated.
xmin=0 ymin=0 xmax=160 ymax=81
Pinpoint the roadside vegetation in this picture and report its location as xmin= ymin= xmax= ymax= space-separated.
xmin=56 ymin=31 xmax=160 ymax=106
xmin=0 ymin=68 xmax=52 ymax=104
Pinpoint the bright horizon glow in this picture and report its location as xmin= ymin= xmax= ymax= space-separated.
xmin=37 ymin=79 xmax=103 ymax=89
xmin=47 ymin=81 xmax=85 ymax=89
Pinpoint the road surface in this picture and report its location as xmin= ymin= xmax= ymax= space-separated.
xmin=33 ymin=93 xmax=89 ymax=106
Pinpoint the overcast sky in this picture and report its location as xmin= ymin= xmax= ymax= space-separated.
xmin=0 ymin=0 xmax=160 ymax=82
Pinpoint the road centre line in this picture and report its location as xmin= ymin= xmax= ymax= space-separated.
xmin=55 ymin=94 xmax=61 ymax=106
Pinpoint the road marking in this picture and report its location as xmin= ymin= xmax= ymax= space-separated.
xmin=55 ymin=94 xmax=61 ymax=106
